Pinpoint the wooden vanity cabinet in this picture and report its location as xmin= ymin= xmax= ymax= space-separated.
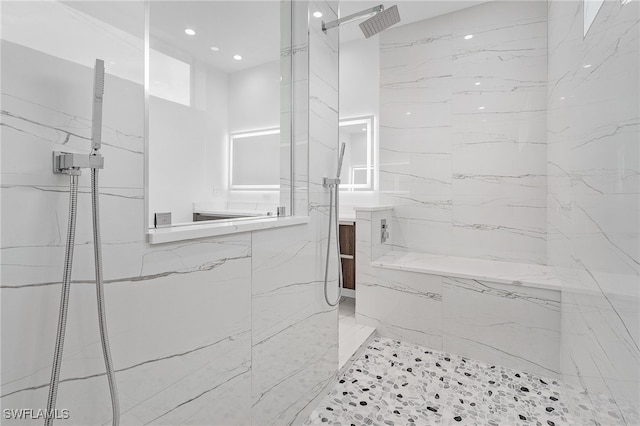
xmin=339 ymin=223 xmax=355 ymax=290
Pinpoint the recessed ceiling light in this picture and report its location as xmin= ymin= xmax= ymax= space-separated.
xmin=475 ymin=82 xmax=481 ymax=86
xmin=560 ymin=96 xmax=566 ymax=100
xmin=478 ymin=106 xmax=485 ymax=110
xmin=184 ymin=28 xmax=196 ymax=36
xmin=464 ymin=34 xmax=474 ymax=40
xmin=583 ymin=64 xmax=592 ymax=68
xmin=313 ymin=11 xmax=323 ymax=18
xmin=233 ymin=54 xmax=243 ymax=61
xmin=405 ymin=112 xmax=412 ymax=115
xmin=210 ymin=46 xmax=220 ymax=51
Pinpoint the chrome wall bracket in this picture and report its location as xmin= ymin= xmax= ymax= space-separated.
xmin=322 ymin=5 xmax=383 ymax=33
xmin=323 ymin=177 xmax=340 ymax=187
xmin=53 ymin=151 xmax=104 ymax=175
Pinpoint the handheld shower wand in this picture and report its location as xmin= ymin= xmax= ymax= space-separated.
xmin=91 ymin=59 xmax=104 ymax=152
xmin=47 ymin=59 xmax=119 ymax=426
xmin=322 ymin=142 xmax=347 ymax=307
xmin=337 ymin=142 xmax=346 ymax=178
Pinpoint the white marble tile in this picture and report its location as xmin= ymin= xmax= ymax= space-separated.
xmin=357 ymin=268 xmax=443 ymax=350
xmin=379 ymin=1 xmax=548 ymax=264
xmin=1 ymin=240 xmax=254 ymax=425
xmin=372 ymin=250 xmax=562 ymax=290
xmin=252 ymin=309 xmax=337 ymax=426
xmin=1 ymin=2 xmax=343 ymax=425
xmin=546 ymin=0 xmax=640 ymax=417
xmin=452 ymin=196 xmax=547 ymax=264
xmin=386 ymin=206 xmax=453 ymax=255
xmin=442 ymin=276 xmax=561 ymax=378
xmin=251 ymin=224 xmax=327 ymax=349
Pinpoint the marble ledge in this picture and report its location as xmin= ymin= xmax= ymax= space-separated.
xmin=372 ymin=251 xmax=562 ymax=292
xmin=147 ymin=216 xmax=310 ymax=245
xmin=354 ymin=205 xmax=394 ymax=212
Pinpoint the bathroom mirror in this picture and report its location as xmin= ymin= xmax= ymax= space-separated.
xmin=339 ymin=116 xmax=374 ymax=191
xmin=146 ymin=1 xmax=292 ymax=227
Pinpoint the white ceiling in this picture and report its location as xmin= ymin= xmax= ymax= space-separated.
xmin=67 ymin=1 xmax=488 ymax=74
xmin=148 ymin=1 xmax=281 ymax=73
xmin=67 ymin=1 xmax=281 ymax=73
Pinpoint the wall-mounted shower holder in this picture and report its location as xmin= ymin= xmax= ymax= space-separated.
xmin=323 ymin=177 xmax=340 ymax=187
xmin=53 ymin=151 xmax=104 ymax=175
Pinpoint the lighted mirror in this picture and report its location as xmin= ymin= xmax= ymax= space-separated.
xmin=339 ymin=116 xmax=374 ymax=191
xmin=146 ymin=1 xmax=292 ymax=227
xmin=230 ymin=128 xmax=280 ymax=190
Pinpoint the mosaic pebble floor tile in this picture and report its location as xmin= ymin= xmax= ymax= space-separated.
xmin=305 ymin=337 xmax=635 ymax=426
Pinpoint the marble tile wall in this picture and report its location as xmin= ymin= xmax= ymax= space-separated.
xmin=546 ymin=0 xmax=640 ymax=419
xmin=251 ymin=2 xmax=341 ymax=421
xmin=379 ymin=1 xmax=548 ymax=265
xmin=442 ymin=276 xmax=560 ymax=378
xmin=0 ymin=1 xmax=339 ymax=424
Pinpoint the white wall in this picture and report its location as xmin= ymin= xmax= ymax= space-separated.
xmin=547 ymin=0 xmax=640 ymax=418
xmin=225 ymin=60 xmax=282 ymax=211
xmin=149 ymin=62 xmax=228 ymax=224
xmin=379 ymin=1 xmax=548 ymax=264
xmin=339 ymin=37 xmax=380 ymax=209
xmin=229 ymin=60 xmax=280 ymax=132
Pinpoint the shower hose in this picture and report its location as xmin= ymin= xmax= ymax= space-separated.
xmin=45 ymin=168 xmax=120 ymax=426
xmin=323 ymin=183 xmax=343 ymax=307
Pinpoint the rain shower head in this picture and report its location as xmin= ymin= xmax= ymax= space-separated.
xmin=322 ymin=4 xmax=401 ymax=38
xmin=359 ymin=5 xmax=400 ymax=38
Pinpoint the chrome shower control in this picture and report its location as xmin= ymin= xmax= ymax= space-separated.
xmin=381 ymin=218 xmax=389 ymax=243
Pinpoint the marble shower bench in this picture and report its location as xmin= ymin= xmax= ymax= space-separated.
xmin=354 ymin=207 xmax=562 ymax=379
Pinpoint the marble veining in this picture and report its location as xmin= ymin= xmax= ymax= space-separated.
xmin=1 ymin=1 xmax=341 ymax=424
xmin=547 ymin=0 xmax=639 ymax=417
xmin=372 ymin=251 xmax=561 ymax=290
xmin=379 ymin=1 xmax=547 ymax=264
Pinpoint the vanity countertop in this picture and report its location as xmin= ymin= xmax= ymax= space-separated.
xmin=339 ymin=212 xmax=356 ymax=223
